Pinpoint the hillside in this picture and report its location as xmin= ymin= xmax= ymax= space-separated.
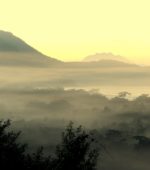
xmin=0 ymin=31 xmax=61 ymax=67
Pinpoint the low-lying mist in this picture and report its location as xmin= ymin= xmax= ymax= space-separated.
xmin=0 ymin=87 xmax=150 ymax=126
xmin=1 ymin=87 xmax=150 ymax=169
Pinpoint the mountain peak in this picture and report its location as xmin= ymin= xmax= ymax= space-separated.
xmin=0 ymin=30 xmax=61 ymax=66
xmin=83 ymin=52 xmax=128 ymax=63
xmin=0 ymin=30 xmax=13 ymax=35
xmin=0 ymin=30 xmax=38 ymax=53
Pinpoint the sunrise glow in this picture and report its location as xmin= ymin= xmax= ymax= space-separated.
xmin=0 ymin=0 xmax=150 ymax=64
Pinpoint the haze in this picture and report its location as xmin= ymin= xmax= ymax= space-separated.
xmin=0 ymin=1 xmax=150 ymax=170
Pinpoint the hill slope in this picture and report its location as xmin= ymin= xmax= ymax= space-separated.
xmin=0 ymin=31 xmax=61 ymax=67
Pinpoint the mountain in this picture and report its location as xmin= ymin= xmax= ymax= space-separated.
xmin=63 ymin=59 xmax=138 ymax=68
xmin=83 ymin=52 xmax=128 ymax=63
xmin=0 ymin=31 xmax=61 ymax=67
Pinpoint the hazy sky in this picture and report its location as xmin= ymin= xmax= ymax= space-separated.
xmin=0 ymin=0 xmax=150 ymax=64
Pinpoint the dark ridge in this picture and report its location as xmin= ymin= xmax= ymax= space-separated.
xmin=0 ymin=31 xmax=62 ymax=67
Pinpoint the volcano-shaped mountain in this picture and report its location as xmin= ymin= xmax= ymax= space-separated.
xmin=0 ymin=31 xmax=61 ymax=67
xmin=83 ymin=53 xmax=128 ymax=62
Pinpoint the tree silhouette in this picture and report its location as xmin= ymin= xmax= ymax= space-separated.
xmin=26 ymin=147 xmax=53 ymax=170
xmin=53 ymin=122 xmax=99 ymax=170
xmin=0 ymin=120 xmax=99 ymax=170
xmin=0 ymin=120 xmax=27 ymax=170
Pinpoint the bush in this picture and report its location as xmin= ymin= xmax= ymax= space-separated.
xmin=0 ymin=120 xmax=99 ymax=170
xmin=53 ymin=122 xmax=99 ymax=170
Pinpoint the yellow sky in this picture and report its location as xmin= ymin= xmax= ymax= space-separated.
xmin=0 ymin=0 xmax=150 ymax=64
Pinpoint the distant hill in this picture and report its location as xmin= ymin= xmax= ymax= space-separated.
xmin=63 ymin=59 xmax=138 ymax=68
xmin=0 ymin=31 xmax=39 ymax=52
xmin=90 ymin=59 xmax=137 ymax=67
xmin=83 ymin=52 xmax=128 ymax=63
xmin=0 ymin=31 xmax=138 ymax=68
xmin=0 ymin=31 xmax=61 ymax=67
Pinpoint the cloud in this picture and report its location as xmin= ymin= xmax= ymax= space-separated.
xmin=0 ymin=87 xmax=150 ymax=169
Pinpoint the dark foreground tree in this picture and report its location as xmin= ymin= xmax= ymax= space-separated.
xmin=0 ymin=120 xmax=27 ymax=170
xmin=53 ymin=122 xmax=99 ymax=170
xmin=0 ymin=120 xmax=99 ymax=170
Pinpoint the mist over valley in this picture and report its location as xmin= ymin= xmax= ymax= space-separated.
xmin=0 ymin=31 xmax=150 ymax=169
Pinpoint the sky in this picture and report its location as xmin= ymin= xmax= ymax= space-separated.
xmin=0 ymin=0 xmax=150 ymax=64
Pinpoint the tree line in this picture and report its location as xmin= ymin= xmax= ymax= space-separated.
xmin=0 ymin=120 xmax=99 ymax=170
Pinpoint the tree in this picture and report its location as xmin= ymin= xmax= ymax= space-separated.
xmin=0 ymin=120 xmax=52 ymax=170
xmin=0 ymin=120 xmax=100 ymax=170
xmin=53 ymin=122 xmax=99 ymax=170
xmin=0 ymin=120 xmax=27 ymax=170
xmin=26 ymin=147 xmax=52 ymax=170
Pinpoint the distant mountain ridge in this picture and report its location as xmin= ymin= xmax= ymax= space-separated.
xmin=0 ymin=31 xmax=61 ymax=67
xmin=63 ymin=59 xmax=138 ymax=68
xmin=0 ymin=31 xmax=138 ymax=68
xmin=83 ymin=52 xmax=128 ymax=63
xmin=0 ymin=31 xmax=38 ymax=52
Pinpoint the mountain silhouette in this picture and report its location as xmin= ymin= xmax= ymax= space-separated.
xmin=63 ymin=59 xmax=138 ymax=68
xmin=0 ymin=31 xmax=137 ymax=68
xmin=83 ymin=52 xmax=128 ymax=63
xmin=0 ymin=31 xmax=61 ymax=67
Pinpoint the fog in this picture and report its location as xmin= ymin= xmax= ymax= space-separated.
xmin=0 ymin=87 xmax=148 ymax=169
xmin=1 ymin=65 xmax=150 ymax=169
xmin=1 ymin=31 xmax=150 ymax=169
xmin=1 ymin=65 xmax=150 ymax=89
xmin=0 ymin=86 xmax=150 ymax=126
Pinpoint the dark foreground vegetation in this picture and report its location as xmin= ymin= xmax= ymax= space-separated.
xmin=0 ymin=120 xmax=99 ymax=170
xmin=1 ymin=89 xmax=150 ymax=169
xmin=1 ymin=118 xmax=150 ymax=170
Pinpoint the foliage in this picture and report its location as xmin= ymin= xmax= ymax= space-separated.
xmin=0 ymin=120 xmax=99 ymax=170
xmin=53 ymin=122 xmax=99 ymax=170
